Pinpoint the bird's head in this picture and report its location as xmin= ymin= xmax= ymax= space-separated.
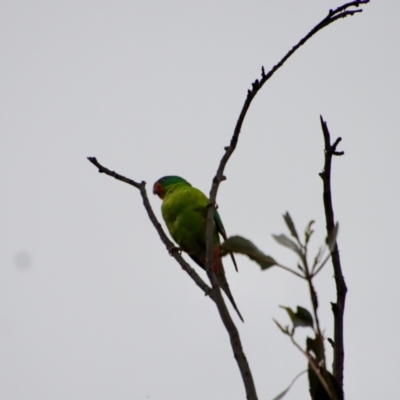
xmin=153 ymin=175 xmax=190 ymax=199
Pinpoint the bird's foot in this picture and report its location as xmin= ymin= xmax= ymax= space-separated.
xmin=168 ymin=246 xmax=183 ymax=256
xmin=206 ymin=201 xmax=218 ymax=210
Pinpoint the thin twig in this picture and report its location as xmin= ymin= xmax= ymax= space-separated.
xmin=305 ymin=272 xmax=322 ymax=337
xmin=301 ymin=254 xmax=324 ymax=360
xmin=87 ymin=157 xmax=214 ymax=298
xmin=319 ymin=117 xmax=347 ymax=391
xmin=276 ymin=262 xmax=306 ymax=279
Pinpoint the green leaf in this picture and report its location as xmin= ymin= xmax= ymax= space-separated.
xmin=305 ymin=220 xmax=315 ymax=233
xmin=272 ymin=234 xmax=302 ymax=257
xmin=326 ymin=222 xmax=339 ymax=252
xmin=296 ymin=306 xmax=314 ymax=327
xmin=271 ymin=370 xmax=307 ymax=400
xmin=221 ymin=236 xmax=276 ymax=270
xmin=280 ymin=305 xmax=314 ymax=329
xmin=283 ymin=212 xmax=299 ymax=240
xmin=304 ymin=220 xmax=315 ymax=244
xmin=312 ymin=245 xmax=325 ymax=270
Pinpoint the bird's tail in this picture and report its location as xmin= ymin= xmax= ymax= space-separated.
xmin=218 ymin=273 xmax=244 ymax=322
xmin=214 ymin=248 xmax=244 ymax=323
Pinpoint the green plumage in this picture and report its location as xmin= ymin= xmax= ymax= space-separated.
xmin=153 ymin=176 xmax=243 ymax=322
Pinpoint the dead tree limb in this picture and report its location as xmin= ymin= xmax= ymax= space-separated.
xmin=319 ymin=116 xmax=347 ymax=391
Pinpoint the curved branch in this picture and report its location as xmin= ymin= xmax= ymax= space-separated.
xmin=207 ymin=1 xmax=369 ymax=214
xmin=205 ymin=0 xmax=370 ymax=261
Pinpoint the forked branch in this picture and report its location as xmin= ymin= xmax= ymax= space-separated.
xmin=205 ymin=3 xmax=367 ymax=399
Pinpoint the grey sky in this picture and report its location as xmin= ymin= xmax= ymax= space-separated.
xmin=1 ymin=1 xmax=398 ymax=399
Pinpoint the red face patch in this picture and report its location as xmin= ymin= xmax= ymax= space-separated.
xmin=153 ymin=181 xmax=163 ymax=198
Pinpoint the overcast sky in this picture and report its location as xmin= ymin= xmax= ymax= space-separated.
xmin=1 ymin=1 xmax=399 ymax=399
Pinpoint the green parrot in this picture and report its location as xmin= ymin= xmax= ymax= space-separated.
xmin=153 ymin=175 xmax=243 ymax=322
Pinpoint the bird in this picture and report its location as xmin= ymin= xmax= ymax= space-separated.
xmin=153 ymin=175 xmax=243 ymax=322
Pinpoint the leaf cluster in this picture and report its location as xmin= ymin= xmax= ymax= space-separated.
xmin=221 ymin=212 xmax=338 ymax=279
xmin=221 ymin=213 xmax=341 ymax=399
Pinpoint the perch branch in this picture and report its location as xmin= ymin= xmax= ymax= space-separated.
xmin=87 ymin=157 xmax=213 ymax=298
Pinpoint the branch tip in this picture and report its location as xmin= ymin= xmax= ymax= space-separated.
xmin=87 ymin=157 xmax=214 ymax=300
xmin=332 ymin=137 xmax=342 ymax=148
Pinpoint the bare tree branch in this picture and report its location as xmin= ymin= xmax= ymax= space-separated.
xmin=204 ymin=3 xmax=367 ymax=399
xmin=87 ymin=157 xmax=214 ymax=298
xmin=205 ymin=0 xmax=370 ymax=271
xmin=318 ymin=117 xmax=347 ymax=392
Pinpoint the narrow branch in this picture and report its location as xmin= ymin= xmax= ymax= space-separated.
xmin=318 ymin=117 xmax=347 ymax=390
xmin=306 ymin=274 xmax=323 ymax=339
xmin=87 ymin=157 xmax=213 ymax=298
